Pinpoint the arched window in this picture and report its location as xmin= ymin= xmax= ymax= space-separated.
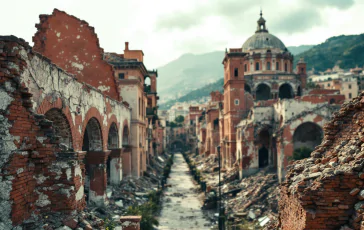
xmin=276 ymin=62 xmax=279 ymax=71
xmin=255 ymin=62 xmax=260 ymax=71
xmin=267 ymin=62 xmax=271 ymax=70
xmin=244 ymin=64 xmax=247 ymax=72
xmin=234 ymin=68 xmax=238 ymax=77
xmin=285 ymin=63 xmax=288 ymax=72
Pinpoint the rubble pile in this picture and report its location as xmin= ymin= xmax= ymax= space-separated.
xmin=22 ymin=153 xmax=171 ymax=230
xmin=187 ymin=152 xmax=279 ymax=229
xmin=279 ymin=94 xmax=364 ymax=230
xmin=224 ymin=169 xmax=279 ymax=228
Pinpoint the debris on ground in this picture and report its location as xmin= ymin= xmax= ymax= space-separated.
xmin=187 ymin=151 xmax=280 ymax=229
xmin=22 ymin=153 xmax=171 ymax=230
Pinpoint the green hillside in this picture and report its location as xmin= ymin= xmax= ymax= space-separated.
xmin=159 ymin=34 xmax=364 ymax=109
xmin=294 ymin=33 xmax=364 ymax=72
xmin=159 ymin=78 xmax=224 ymax=110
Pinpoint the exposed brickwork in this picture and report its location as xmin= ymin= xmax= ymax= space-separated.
xmin=279 ymin=92 xmax=364 ymax=229
xmin=33 ymin=9 xmax=120 ymax=100
xmin=0 ymin=36 xmax=87 ymax=227
xmin=120 ymin=216 xmax=141 ymax=230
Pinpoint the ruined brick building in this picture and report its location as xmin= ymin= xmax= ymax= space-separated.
xmin=193 ymin=11 xmax=346 ymax=182
xmin=0 ymin=9 xmax=164 ymax=228
xmin=278 ymin=92 xmax=364 ymax=229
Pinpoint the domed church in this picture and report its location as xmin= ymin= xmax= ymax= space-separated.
xmin=217 ymin=11 xmax=345 ymax=182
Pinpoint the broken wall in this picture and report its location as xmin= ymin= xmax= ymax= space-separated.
xmin=32 ymin=9 xmax=120 ymax=100
xmin=279 ymin=92 xmax=364 ymax=229
xmin=0 ymin=36 xmax=87 ymax=228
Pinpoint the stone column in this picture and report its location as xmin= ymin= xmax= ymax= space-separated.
xmin=121 ymin=146 xmax=132 ymax=177
xmin=47 ymin=151 xmax=87 ymax=212
xmin=109 ymin=148 xmax=123 ymax=185
xmin=86 ymin=150 xmax=110 ymax=206
xmin=120 ymin=216 xmax=141 ymax=230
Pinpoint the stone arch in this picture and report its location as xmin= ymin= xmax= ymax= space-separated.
xmin=37 ymin=96 xmax=77 ymax=150
xmin=44 ymin=108 xmax=73 ymax=150
xmin=122 ymin=124 xmax=130 ymax=146
xmin=256 ymin=83 xmax=271 ymax=101
xmin=279 ymin=83 xmax=294 ymax=99
xmin=171 ymin=139 xmax=184 ymax=152
xmin=81 ymin=107 xmax=104 ymax=150
xmin=107 ymin=122 xmax=119 ymax=186
xmin=293 ymin=122 xmax=323 ymax=151
xmin=108 ymin=122 xmax=119 ymax=149
xmin=82 ymin=117 xmax=103 ymax=151
xmin=144 ymin=75 xmax=151 ymax=93
xmin=82 ymin=117 xmax=103 ymax=203
xmin=245 ymin=84 xmax=252 ymax=94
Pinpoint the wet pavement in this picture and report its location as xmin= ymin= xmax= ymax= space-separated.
xmin=157 ymin=153 xmax=212 ymax=230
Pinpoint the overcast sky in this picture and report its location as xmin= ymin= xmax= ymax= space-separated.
xmin=1 ymin=0 xmax=363 ymax=69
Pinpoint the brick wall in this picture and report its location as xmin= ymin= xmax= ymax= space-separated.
xmin=32 ymin=9 xmax=120 ymax=100
xmin=279 ymin=92 xmax=364 ymax=229
xmin=0 ymin=36 xmax=86 ymax=227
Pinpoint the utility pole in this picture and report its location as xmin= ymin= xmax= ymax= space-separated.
xmin=217 ymin=145 xmax=225 ymax=230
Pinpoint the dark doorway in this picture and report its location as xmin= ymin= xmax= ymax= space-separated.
xmin=279 ymin=83 xmax=294 ymax=99
xmin=256 ymin=84 xmax=271 ymax=101
xmin=259 ymin=147 xmax=269 ymax=168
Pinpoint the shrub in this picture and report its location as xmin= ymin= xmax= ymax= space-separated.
xmin=126 ymin=202 xmax=159 ymax=230
xmin=291 ymin=147 xmax=313 ymax=160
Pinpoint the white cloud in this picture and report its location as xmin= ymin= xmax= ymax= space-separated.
xmin=0 ymin=0 xmax=363 ymax=68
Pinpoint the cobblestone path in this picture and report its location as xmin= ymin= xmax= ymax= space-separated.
xmin=157 ymin=153 xmax=211 ymax=230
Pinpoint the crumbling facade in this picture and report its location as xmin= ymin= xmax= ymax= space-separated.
xmin=0 ymin=8 xmax=164 ymax=228
xmin=279 ymin=92 xmax=364 ymax=229
xmin=190 ymin=11 xmax=347 ymax=183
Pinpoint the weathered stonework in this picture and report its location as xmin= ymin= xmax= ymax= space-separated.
xmin=0 ymin=32 xmax=131 ymax=227
xmin=279 ymin=92 xmax=364 ymax=229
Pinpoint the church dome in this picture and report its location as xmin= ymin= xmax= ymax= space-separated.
xmin=242 ymin=11 xmax=287 ymax=52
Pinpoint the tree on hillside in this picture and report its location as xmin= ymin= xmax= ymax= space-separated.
xmin=175 ymin=115 xmax=184 ymax=123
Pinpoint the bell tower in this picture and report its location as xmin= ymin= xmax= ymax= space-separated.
xmin=221 ymin=49 xmax=247 ymax=168
xmin=296 ymin=57 xmax=307 ymax=89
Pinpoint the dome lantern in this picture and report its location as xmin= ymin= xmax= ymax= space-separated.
xmin=256 ymin=10 xmax=268 ymax=33
xmin=241 ymin=11 xmax=286 ymax=52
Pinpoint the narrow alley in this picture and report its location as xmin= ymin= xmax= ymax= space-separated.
xmin=158 ymin=153 xmax=211 ymax=230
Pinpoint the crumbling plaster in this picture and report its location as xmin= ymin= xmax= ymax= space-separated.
xmin=18 ymin=47 xmax=131 ymax=150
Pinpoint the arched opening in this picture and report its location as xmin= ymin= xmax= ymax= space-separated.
xmin=329 ymin=98 xmax=335 ymax=104
xmin=267 ymin=62 xmax=271 ymax=70
xmin=82 ymin=118 xmax=103 ymax=203
xmin=257 ymin=129 xmax=270 ymax=168
xmin=108 ymin=123 xmax=119 ymax=149
xmin=234 ymin=68 xmax=239 ymax=77
xmin=297 ymin=85 xmax=302 ymax=96
xmin=171 ymin=140 xmax=184 ymax=152
xmin=285 ymin=63 xmax=288 ymax=72
xmin=276 ymin=62 xmax=280 ymax=71
xmin=122 ymin=125 xmax=129 ymax=146
xmin=245 ymin=84 xmax=251 ymax=94
xmin=107 ymin=123 xmax=118 ymax=185
xmin=279 ymin=83 xmax=294 ymax=99
xmin=255 ymin=62 xmax=260 ymax=71
xmin=293 ymin=122 xmax=323 ymax=154
xmin=256 ymin=83 xmax=271 ymax=101
xmin=44 ymin=108 xmax=73 ymax=150
xmin=144 ymin=76 xmax=151 ymax=93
